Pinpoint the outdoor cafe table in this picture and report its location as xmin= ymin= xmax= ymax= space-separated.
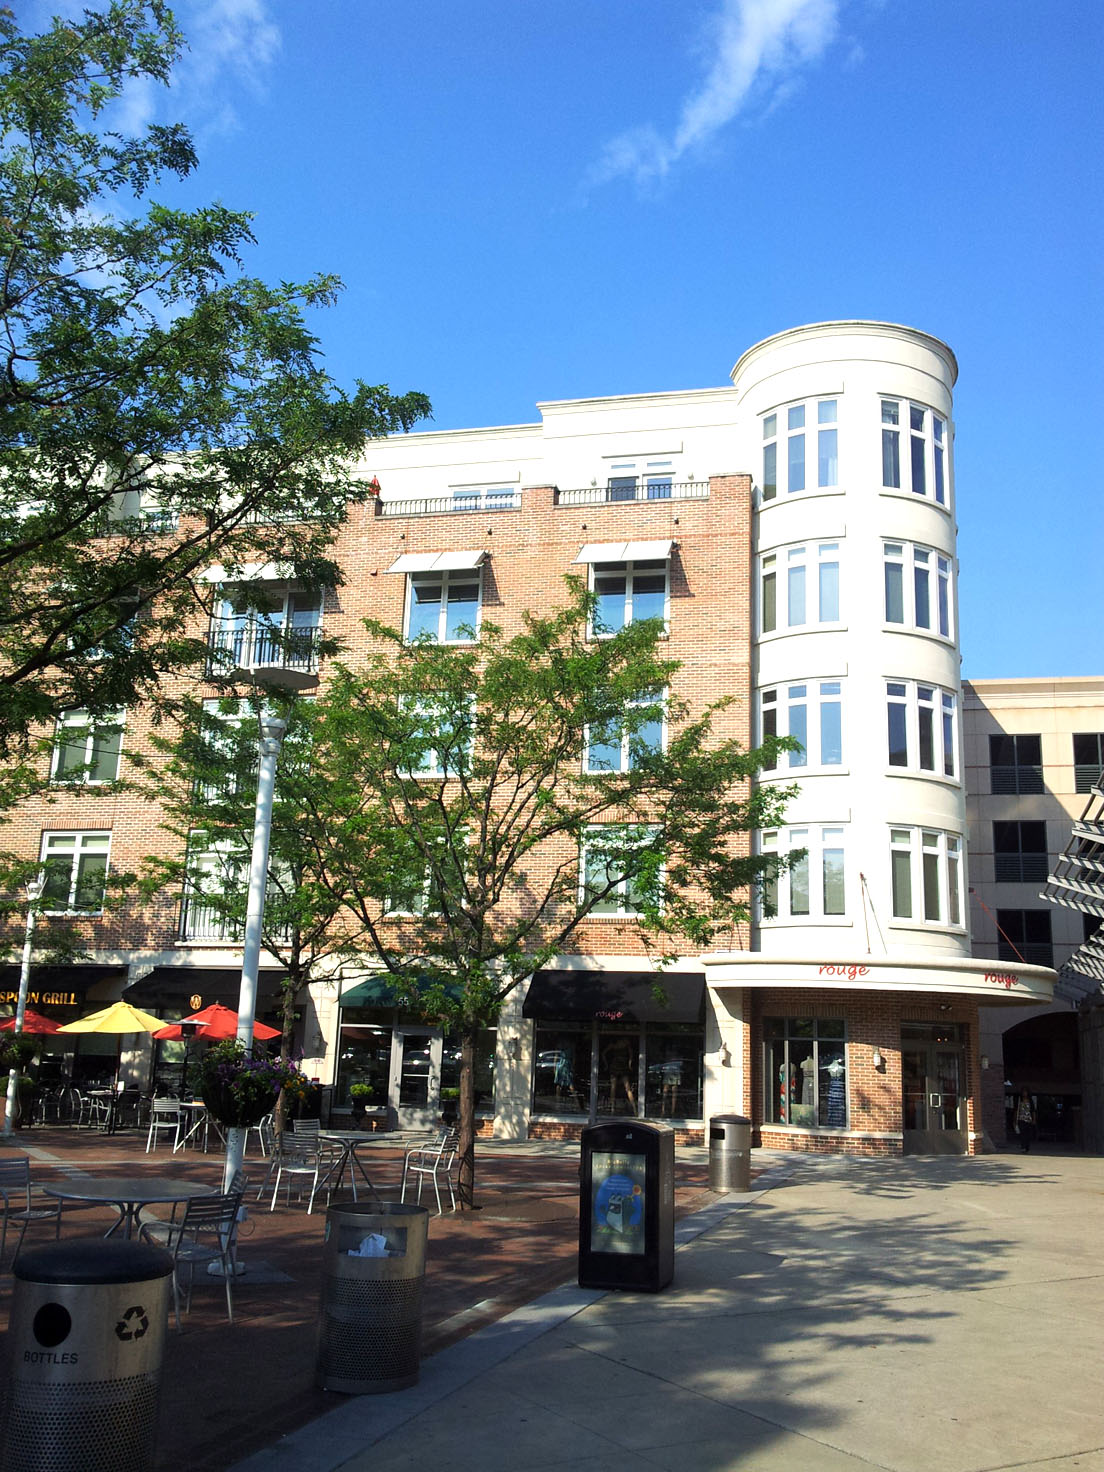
xmin=43 ymin=1176 xmax=212 ymax=1240
xmin=174 ymin=1100 xmax=226 ymax=1154
xmin=318 ymin=1131 xmax=392 ymax=1203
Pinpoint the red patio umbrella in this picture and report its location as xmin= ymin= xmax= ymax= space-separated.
xmin=153 ymin=1002 xmax=280 ymax=1042
xmin=0 ymin=1008 xmax=62 ymax=1035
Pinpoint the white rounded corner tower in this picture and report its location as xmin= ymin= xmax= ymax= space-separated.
xmin=703 ymin=321 xmax=1054 ymax=1156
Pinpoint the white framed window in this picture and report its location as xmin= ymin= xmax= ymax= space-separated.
xmin=889 ymin=826 xmax=963 ymax=928
xmin=760 ymin=826 xmax=847 ymax=921
xmin=605 ymin=461 xmax=676 ymax=502
xmin=886 ymin=681 xmax=957 ymax=778
xmin=50 ymin=709 xmax=125 ymax=784
xmin=760 ymin=681 xmax=843 ymax=772
xmin=590 ymin=559 xmax=668 ymax=636
xmin=210 ymin=584 xmax=321 ymax=671
xmin=761 ymin=399 xmax=837 ymax=501
xmin=400 ymin=695 xmax=474 ymax=779
xmin=883 ymin=540 xmax=953 ymax=638
xmin=760 ymin=541 xmax=840 ymax=634
xmin=179 ymin=837 xmax=293 ymax=941
xmin=581 ymin=825 xmax=661 ymax=915
xmin=450 ymin=486 xmax=517 ymax=512
xmin=406 ymin=570 xmax=481 ymax=644
xmin=40 ymin=831 xmax=111 ymax=914
xmin=881 ymin=399 xmax=949 ymax=506
xmin=585 ymin=691 xmax=665 ymax=774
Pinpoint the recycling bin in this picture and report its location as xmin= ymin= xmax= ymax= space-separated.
xmin=708 ymin=1113 xmax=752 ymax=1192
xmin=579 ymin=1120 xmax=674 ymax=1292
xmin=2 ymin=1238 xmax=174 ymax=1472
xmin=316 ymin=1200 xmax=429 ymax=1394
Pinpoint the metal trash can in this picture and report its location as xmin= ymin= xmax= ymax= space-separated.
xmin=316 ymin=1200 xmax=429 ymax=1394
xmin=2 ymin=1238 xmax=173 ymax=1472
xmin=709 ymin=1113 xmax=752 ymax=1192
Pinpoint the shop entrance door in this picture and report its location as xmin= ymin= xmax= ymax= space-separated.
xmin=902 ymin=1022 xmax=967 ymax=1155
xmin=389 ymin=1028 xmax=441 ymax=1130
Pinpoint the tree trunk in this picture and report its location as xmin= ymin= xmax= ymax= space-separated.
xmin=457 ymin=1026 xmax=478 ymax=1209
xmin=274 ymin=976 xmax=298 ymax=1142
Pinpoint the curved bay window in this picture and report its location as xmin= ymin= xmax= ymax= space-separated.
xmin=765 ymin=1017 xmax=847 ymax=1129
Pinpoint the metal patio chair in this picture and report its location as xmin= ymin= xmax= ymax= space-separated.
xmin=0 ymin=1156 xmax=62 ymax=1263
xmin=145 ymin=1097 xmax=182 ymax=1152
xmin=268 ymin=1136 xmax=343 ymax=1214
xmin=400 ymin=1129 xmax=460 ymax=1214
xmin=140 ymin=1189 xmax=244 ymax=1329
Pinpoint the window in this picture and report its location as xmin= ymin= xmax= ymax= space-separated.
xmin=581 ymin=826 xmax=660 ymax=915
xmin=761 ymin=399 xmax=837 ymax=501
xmin=400 ymin=696 xmax=474 ymax=779
xmin=993 ymin=821 xmax=1049 ymax=883
xmin=606 ymin=461 xmax=676 ymax=502
xmin=209 ymin=585 xmax=321 ymax=671
xmin=585 ymin=691 xmax=665 ymax=773
xmin=50 ymin=710 xmax=124 ymax=784
xmin=180 ymin=840 xmax=292 ymax=940
xmin=760 ymin=827 xmax=846 ymax=921
xmin=889 ymin=826 xmax=963 ymax=927
xmin=405 ymin=570 xmax=481 ymax=644
xmin=1074 ymin=733 xmax=1104 ymax=793
xmin=886 ymin=681 xmax=957 ymax=777
xmin=883 ymin=541 xmax=952 ymax=637
xmin=764 ymin=1017 xmax=847 ymax=1128
xmin=997 ymin=909 xmax=1053 ymax=968
xmin=760 ymin=681 xmax=842 ymax=772
xmin=591 ymin=560 xmax=668 ymax=636
xmin=989 ymin=733 xmax=1043 ymax=795
xmin=760 ymin=542 xmax=841 ymax=634
xmin=40 ymin=831 xmax=110 ymax=913
xmin=450 ymin=486 xmax=516 ymax=512
xmin=881 ymin=399 xmax=949 ymax=505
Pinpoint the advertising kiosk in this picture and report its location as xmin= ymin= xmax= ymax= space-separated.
xmin=579 ymin=1120 xmax=674 ymax=1292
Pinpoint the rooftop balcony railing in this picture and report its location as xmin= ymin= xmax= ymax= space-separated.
xmin=379 ymin=491 xmax=521 ymax=517
xmin=554 ymin=480 xmax=709 ymax=507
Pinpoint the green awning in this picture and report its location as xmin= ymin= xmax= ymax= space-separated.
xmin=339 ymin=975 xmax=463 ymax=1010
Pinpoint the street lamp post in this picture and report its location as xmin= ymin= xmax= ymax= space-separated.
xmin=223 ymin=710 xmax=287 ymax=1190
xmin=4 ymin=875 xmax=45 ymax=1140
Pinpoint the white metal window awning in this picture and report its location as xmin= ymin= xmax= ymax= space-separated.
xmin=385 ymin=550 xmax=487 ymax=574
xmin=197 ymin=561 xmax=295 ymax=584
xmin=572 ymin=540 xmax=674 ymax=565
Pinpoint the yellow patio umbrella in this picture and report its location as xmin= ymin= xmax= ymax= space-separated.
xmin=59 ymin=1001 xmax=167 ymax=1130
xmin=58 ymin=1001 xmax=165 ymax=1035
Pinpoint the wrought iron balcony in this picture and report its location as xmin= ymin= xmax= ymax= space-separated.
xmin=206 ymin=616 xmax=320 ymax=678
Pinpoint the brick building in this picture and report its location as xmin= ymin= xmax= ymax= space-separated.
xmin=0 ymin=320 xmax=1056 ymax=1153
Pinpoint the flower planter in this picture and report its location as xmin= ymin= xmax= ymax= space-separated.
xmin=200 ymin=1078 xmax=276 ymax=1129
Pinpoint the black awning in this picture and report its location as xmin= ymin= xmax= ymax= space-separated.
xmin=124 ymin=967 xmax=285 ymax=1009
xmin=0 ymin=965 xmax=126 ymax=1009
xmin=522 ymin=970 xmax=705 ymax=1024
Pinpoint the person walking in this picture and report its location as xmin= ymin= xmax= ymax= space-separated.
xmin=1014 ymin=1087 xmax=1037 ymax=1153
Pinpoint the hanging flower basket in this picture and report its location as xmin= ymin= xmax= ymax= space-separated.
xmin=198 ymin=1040 xmax=305 ymax=1128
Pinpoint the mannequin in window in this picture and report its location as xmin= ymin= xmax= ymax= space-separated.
xmin=800 ymin=1055 xmax=815 ymax=1104
xmin=603 ymin=1037 xmax=636 ymax=1112
xmin=824 ymin=1056 xmax=846 ymax=1127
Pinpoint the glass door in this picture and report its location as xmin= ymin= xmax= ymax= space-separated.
xmin=902 ymin=1023 xmax=967 ymax=1155
xmin=389 ymin=1029 xmax=441 ymax=1130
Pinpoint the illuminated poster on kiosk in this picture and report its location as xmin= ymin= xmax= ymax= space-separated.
xmin=589 ymin=1149 xmax=646 ymax=1255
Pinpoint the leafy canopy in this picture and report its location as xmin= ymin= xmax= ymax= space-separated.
xmin=0 ymin=2 xmax=429 ymax=781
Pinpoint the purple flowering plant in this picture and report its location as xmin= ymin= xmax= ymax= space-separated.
xmin=199 ymin=1039 xmax=307 ymax=1126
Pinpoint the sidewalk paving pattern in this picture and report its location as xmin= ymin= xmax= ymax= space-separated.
xmin=2 ymin=1130 xmax=1102 ymax=1472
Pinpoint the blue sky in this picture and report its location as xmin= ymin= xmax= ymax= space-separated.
xmin=30 ymin=0 xmax=1104 ymax=678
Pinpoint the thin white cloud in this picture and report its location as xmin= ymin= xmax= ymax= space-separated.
xmin=589 ymin=0 xmax=841 ymax=189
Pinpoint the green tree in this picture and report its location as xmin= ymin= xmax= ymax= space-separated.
xmin=0 ymin=1 xmax=429 ymax=795
xmin=288 ymin=589 xmax=798 ymax=1204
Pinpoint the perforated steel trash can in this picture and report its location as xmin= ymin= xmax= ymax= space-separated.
xmin=2 ymin=1238 xmax=173 ymax=1472
xmin=709 ymin=1114 xmax=752 ymax=1192
xmin=316 ymin=1201 xmax=429 ymax=1394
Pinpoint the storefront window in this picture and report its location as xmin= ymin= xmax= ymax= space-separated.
xmin=532 ymin=1025 xmax=591 ymax=1115
xmin=765 ymin=1017 xmax=847 ymax=1128
xmin=644 ymin=1025 xmax=704 ymax=1119
xmin=335 ymin=1021 xmax=392 ymax=1109
xmin=441 ymin=1030 xmax=497 ymax=1115
xmin=532 ymin=1020 xmax=705 ymax=1120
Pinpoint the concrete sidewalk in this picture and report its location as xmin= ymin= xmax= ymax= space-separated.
xmin=235 ymin=1150 xmax=1104 ymax=1472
